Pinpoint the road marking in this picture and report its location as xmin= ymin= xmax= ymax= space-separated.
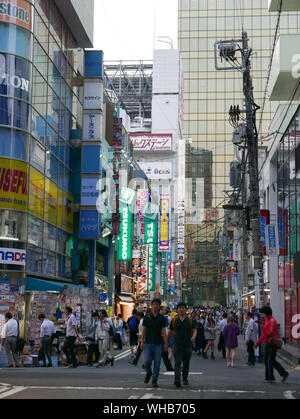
xmin=283 ymin=391 xmax=296 ymax=400
xmin=0 ymin=386 xmax=25 ymax=399
xmin=114 ymin=349 xmax=131 ymax=360
xmin=141 ymin=393 xmax=164 ymax=399
xmin=162 ymin=372 xmax=203 ymax=376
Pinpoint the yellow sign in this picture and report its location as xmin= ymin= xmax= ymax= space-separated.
xmin=62 ymin=192 xmax=74 ymax=234
xmin=29 ymin=167 xmax=44 ymax=219
xmin=57 ymin=189 xmax=63 ymax=228
xmin=0 ymin=158 xmax=29 ymax=211
xmin=45 ymin=179 xmax=58 ymax=226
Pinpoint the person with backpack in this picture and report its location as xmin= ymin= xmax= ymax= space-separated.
xmin=169 ymin=302 xmax=197 ymax=388
xmin=127 ymin=309 xmax=139 ymax=359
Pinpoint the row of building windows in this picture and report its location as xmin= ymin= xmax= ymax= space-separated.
xmin=179 ymin=0 xmax=267 ymax=11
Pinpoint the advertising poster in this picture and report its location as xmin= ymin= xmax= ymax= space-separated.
xmin=138 ymin=245 xmax=149 ymax=295
xmin=29 ymin=166 xmax=44 ymax=219
xmin=159 ymin=194 xmax=169 ymax=251
xmin=144 ymin=216 xmax=158 ymax=293
xmin=44 ymin=178 xmax=58 ymax=226
xmin=0 ymin=158 xmax=28 ymax=211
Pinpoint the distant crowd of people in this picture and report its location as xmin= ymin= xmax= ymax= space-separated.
xmin=0 ymin=302 xmax=289 ymax=387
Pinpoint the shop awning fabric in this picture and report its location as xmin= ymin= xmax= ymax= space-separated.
xmin=117 ymin=295 xmax=135 ymax=303
xmin=26 ymin=277 xmax=84 ymax=292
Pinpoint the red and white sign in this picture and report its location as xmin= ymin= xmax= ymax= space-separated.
xmin=130 ymin=134 xmax=173 ymax=152
xmin=168 ymin=262 xmax=175 ymax=286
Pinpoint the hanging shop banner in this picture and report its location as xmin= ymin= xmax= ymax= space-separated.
xmin=160 ymin=252 xmax=167 ymax=296
xmin=118 ymin=203 xmax=132 ymax=262
xmin=145 ymin=216 xmax=158 ymax=293
xmin=83 ymin=113 xmax=102 ymax=141
xmin=0 ymin=0 xmax=32 ymax=31
xmin=29 ymin=167 xmax=44 ymax=219
xmin=138 ymin=244 xmax=149 ymax=295
xmin=79 ymin=210 xmax=100 ymax=240
xmin=0 ymin=247 xmax=26 ymax=265
xmin=260 ymin=210 xmax=270 ymax=256
xmin=168 ymin=262 xmax=175 ymax=287
xmin=137 ymin=189 xmax=149 ymax=244
xmin=130 ymin=134 xmax=173 ymax=152
xmin=132 ymin=249 xmax=141 ymax=276
xmin=0 ymin=158 xmax=28 ymax=211
xmin=159 ymin=194 xmax=169 ymax=251
xmin=278 ymin=208 xmax=288 ymax=256
xmin=233 ymin=241 xmax=241 ymax=262
xmin=177 ymin=138 xmax=185 ymax=261
xmin=266 ymin=224 xmax=279 ymax=256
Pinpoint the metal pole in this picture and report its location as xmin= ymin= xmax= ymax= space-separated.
xmin=242 ymin=31 xmax=265 ymax=309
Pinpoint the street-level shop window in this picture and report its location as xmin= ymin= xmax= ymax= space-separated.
xmin=0 ymin=210 xmax=27 ymax=241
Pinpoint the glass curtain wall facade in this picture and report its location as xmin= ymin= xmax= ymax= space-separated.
xmin=178 ymin=0 xmax=300 ymax=305
xmin=277 ymin=106 xmax=300 ymax=344
xmin=0 ymin=0 xmax=84 ymax=281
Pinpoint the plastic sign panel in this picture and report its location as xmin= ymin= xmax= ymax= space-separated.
xmin=144 ymin=216 xmax=158 ymax=292
xmin=159 ymin=194 xmax=169 ymax=251
xmin=83 ymin=81 xmax=103 ymax=110
xmin=260 ymin=210 xmax=270 ymax=256
xmin=138 ymin=162 xmax=172 ymax=180
xmin=83 ymin=114 xmax=102 ymax=140
xmin=0 ymin=248 xmax=26 ymax=265
xmin=266 ymin=224 xmax=279 ymax=256
xmin=130 ymin=134 xmax=173 ymax=152
xmin=118 ymin=203 xmax=132 ymax=261
xmin=138 ymin=245 xmax=149 ymax=295
xmin=80 ymin=210 xmax=100 ymax=240
xmin=81 ymin=178 xmax=100 ymax=206
xmin=0 ymin=0 xmax=32 ymax=31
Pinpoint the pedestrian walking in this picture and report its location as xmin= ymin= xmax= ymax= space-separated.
xmin=63 ymin=307 xmax=81 ymax=369
xmin=160 ymin=306 xmax=174 ymax=372
xmin=223 ymin=315 xmax=240 ymax=367
xmin=128 ymin=312 xmax=144 ymax=366
xmin=95 ymin=310 xmax=110 ymax=367
xmin=113 ymin=314 xmax=124 ymax=350
xmin=217 ymin=313 xmax=227 ymax=359
xmin=140 ymin=299 xmax=168 ymax=388
xmin=39 ymin=314 xmax=54 ymax=368
xmin=195 ymin=312 xmax=206 ymax=357
xmin=245 ymin=312 xmax=258 ymax=366
xmin=86 ymin=312 xmax=100 ymax=367
xmin=170 ymin=303 xmax=197 ymax=387
xmin=254 ymin=306 xmax=289 ymax=383
xmin=203 ymin=313 xmax=216 ymax=359
xmin=0 ymin=312 xmax=19 ymax=368
xmin=127 ymin=309 xmax=139 ymax=359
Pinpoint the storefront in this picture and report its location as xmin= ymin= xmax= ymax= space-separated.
xmin=115 ymin=274 xmax=135 ymax=321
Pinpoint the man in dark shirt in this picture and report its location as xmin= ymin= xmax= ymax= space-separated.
xmin=170 ymin=302 xmax=197 ymax=387
xmin=140 ymin=298 xmax=168 ymax=388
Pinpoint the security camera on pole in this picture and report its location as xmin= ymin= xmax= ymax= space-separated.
xmin=215 ymin=32 xmax=265 ymax=310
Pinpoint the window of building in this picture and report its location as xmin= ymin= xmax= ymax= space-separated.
xmin=0 ymin=210 xmax=27 ymax=242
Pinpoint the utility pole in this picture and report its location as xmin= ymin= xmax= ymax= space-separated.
xmin=215 ymin=31 xmax=265 ymax=312
xmin=241 ymin=31 xmax=265 ymax=310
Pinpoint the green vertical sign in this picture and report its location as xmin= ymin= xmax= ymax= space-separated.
xmin=145 ymin=216 xmax=158 ymax=292
xmin=160 ymin=252 xmax=167 ymax=298
xmin=118 ymin=202 xmax=132 ymax=261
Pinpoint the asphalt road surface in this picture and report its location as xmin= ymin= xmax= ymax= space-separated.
xmin=0 ymin=345 xmax=299 ymax=400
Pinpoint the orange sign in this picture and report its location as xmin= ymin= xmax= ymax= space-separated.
xmin=0 ymin=0 xmax=32 ymax=31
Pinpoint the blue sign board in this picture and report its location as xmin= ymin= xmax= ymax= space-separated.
xmin=84 ymin=50 xmax=103 ymax=78
xmin=80 ymin=210 xmax=101 ymax=240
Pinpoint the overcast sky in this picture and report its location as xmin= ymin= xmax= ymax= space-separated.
xmin=93 ymin=0 xmax=178 ymax=61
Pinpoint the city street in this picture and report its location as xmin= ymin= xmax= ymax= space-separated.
xmin=0 ymin=345 xmax=299 ymax=400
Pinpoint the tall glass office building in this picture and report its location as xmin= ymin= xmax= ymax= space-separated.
xmin=0 ymin=0 xmax=93 ymax=283
xmin=178 ymin=0 xmax=300 ymax=305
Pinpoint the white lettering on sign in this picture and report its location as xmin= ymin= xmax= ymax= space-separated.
xmin=0 ymin=73 xmax=29 ymax=92
xmin=122 ymin=206 xmax=129 ymax=259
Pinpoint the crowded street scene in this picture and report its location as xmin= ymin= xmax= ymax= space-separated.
xmin=0 ymin=0 xmax=300 ymax=404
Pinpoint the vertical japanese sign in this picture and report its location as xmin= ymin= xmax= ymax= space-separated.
xmin=138 ymin=245 xmax=149 ymax=295
xmin=118 ymin=202 xmax=132 ymax=261
xmin=178 ymin=138 xmax=185 ymax=261
xmin=260 ymin=210 xmax=270 ymax=256
xmin=160 ymin=252 xmax=167 ymax=297
xmin=144 ymin=216 xmax=158 ymax=293
xmin=159 ymin=194 xmax=169 ymax=251
xmin=137 ymin=189 xmax=148 ymax=244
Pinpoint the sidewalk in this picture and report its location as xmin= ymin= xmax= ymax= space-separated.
xmin=277 ymin=343 xmax=300 ymax=367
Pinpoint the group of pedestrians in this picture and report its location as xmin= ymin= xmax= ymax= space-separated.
xmin=0 ymin=301 xmax=290 ymax=386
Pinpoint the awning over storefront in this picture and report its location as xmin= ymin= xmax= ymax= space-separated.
xmin=117 ymin=295 xmax=135 ymax=303
xmin=26 ymin=277 xmax=84 ymax=292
